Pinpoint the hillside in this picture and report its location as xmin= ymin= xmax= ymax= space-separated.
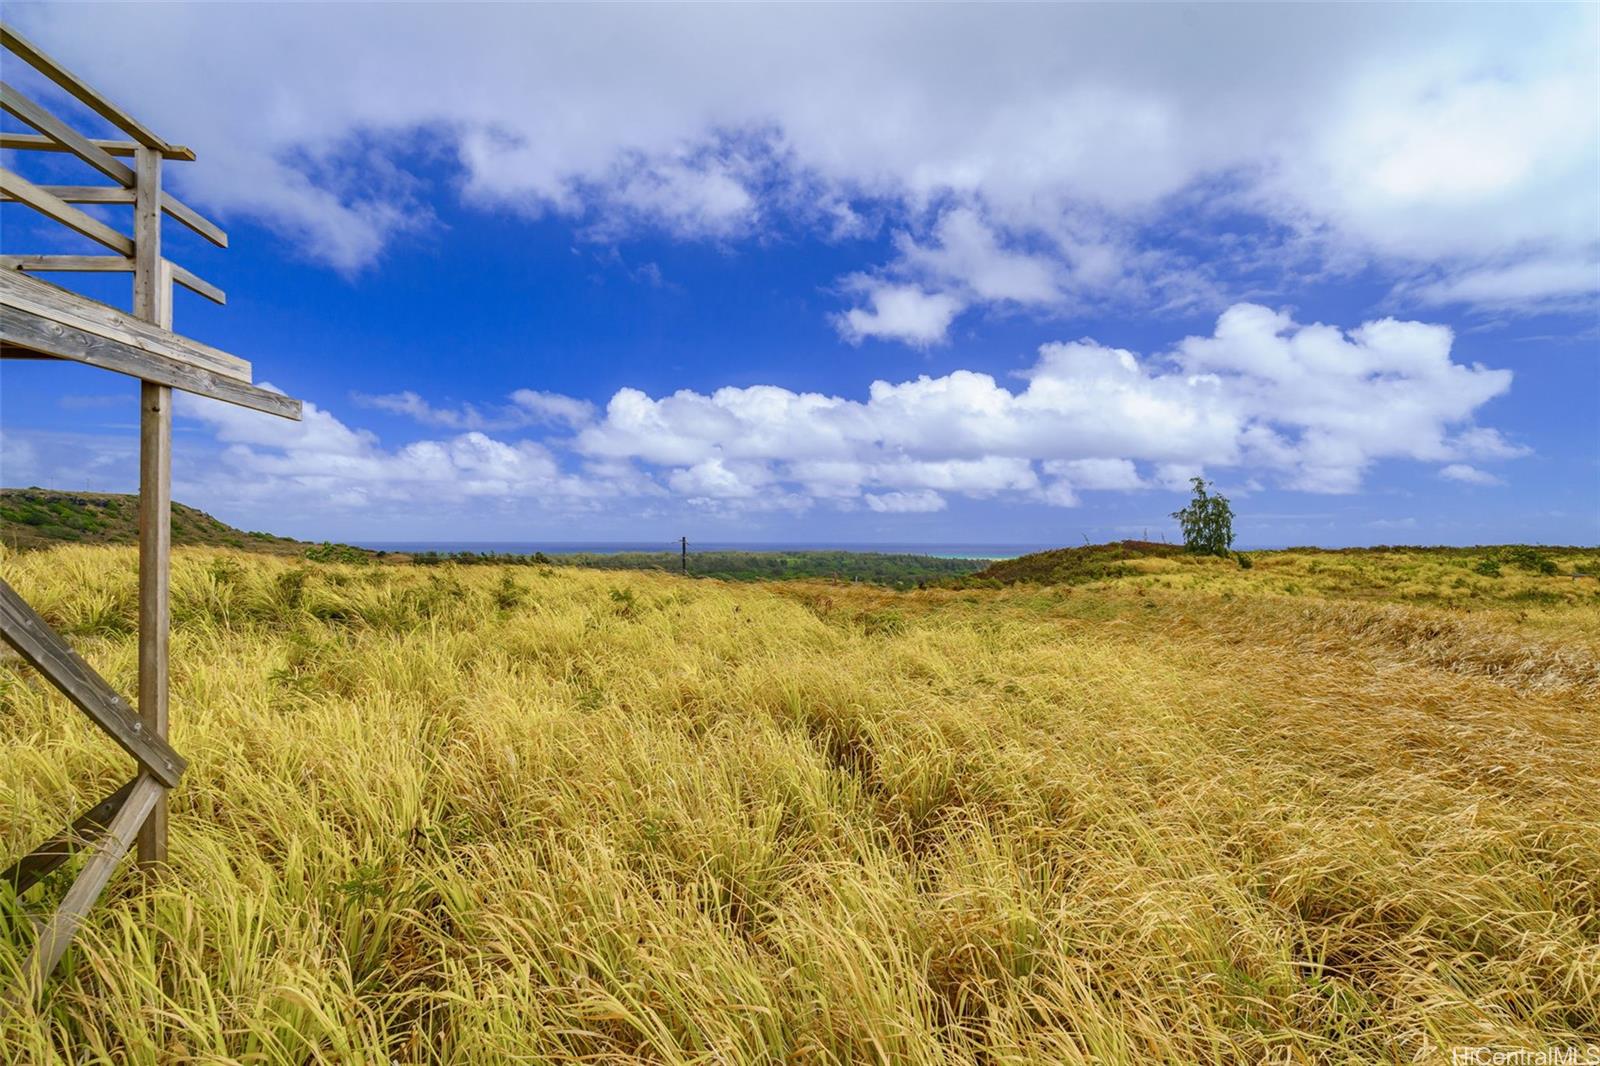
xmin=973 ymin=538 xmax=1186 ymax=584
xmin=2 ymin=543 xmax=1597 ymax=1060
xmin=0 ymin=487 xmax=305 ymax=555
xmin=973 ymin=540 xmax=1600 ymax=621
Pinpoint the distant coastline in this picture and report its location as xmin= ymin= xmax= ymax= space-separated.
xmin=354 ymin=541 xmax=1046 ymax=561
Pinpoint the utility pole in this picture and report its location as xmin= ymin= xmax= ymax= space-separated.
xmin=681 ymin=536 xmax=688 ymax=575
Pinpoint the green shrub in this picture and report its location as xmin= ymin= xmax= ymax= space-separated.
xmin=609 ymin=587 xmax=638 ymax=618
xmin=208 ymin=558 xmax=243 ymax=584
xmin=274 ymin=568 xmax=309 ymax=611
xmin=1474 ymin=559 xmax=1502 ymax=578
xmin=1501 ymin=547 xmax=1557 ymax=575
xmin=305 ymin=542 xmax=372 ymax=565
xmin=858 ymin=608 xmax=906 ymax=636
xmin=493 ymin=574 xmax=525 ymax=610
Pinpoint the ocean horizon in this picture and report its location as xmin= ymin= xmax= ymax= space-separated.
xmin=353 ymin=541 xmax=1057 ymax=561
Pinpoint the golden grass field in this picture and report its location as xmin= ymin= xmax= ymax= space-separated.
xmin=2 ymin=544 xmax=1597 ymax=1063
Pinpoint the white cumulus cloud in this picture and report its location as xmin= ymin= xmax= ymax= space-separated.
xmin=174 ymin=389 xmax=607 ymax=511
xmin=573 ymin=303 xmax=1519 ymax=503
xmin=864 ymin=490 xmax=947 ymax=514
xmin=10 ymin=3 xmax=1592 ymax=325
xmin=833 ymin=282 xmax=965 ymax=347
xmin=1439 ymin=463 xmax=1504 ymax=486
xmin=101 ymin=302 xmax=1527 ymax=525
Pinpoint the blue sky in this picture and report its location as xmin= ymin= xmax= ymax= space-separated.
xmin=2 ymin=3 xmax=1597 ymax=548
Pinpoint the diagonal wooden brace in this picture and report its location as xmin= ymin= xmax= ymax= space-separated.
xmin=0 ymin=579 xmax=185 ymax=787
xmin=2 ymin=777 xmax=139 ymax=896
xmin=14 ymin=774 xmax=163 ymax=999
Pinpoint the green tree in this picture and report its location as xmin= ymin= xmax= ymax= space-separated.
xmin=1171 ymin=477 xmax=1235 ymax=556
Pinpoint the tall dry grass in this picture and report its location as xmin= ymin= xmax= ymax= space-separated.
xmin=1 ymin=545 xmax=1596 ymax=1063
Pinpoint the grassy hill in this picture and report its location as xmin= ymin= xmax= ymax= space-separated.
xmin=971 ymin=540 xmax=1600 ymax=620
xmin=0 ymin=487 xmax=304 ymax=555
xmin=974 ymin=538 xmax=1599 ymax=586
xmin=972 ymin=538 xmax=1186 ymax=584
xmin=2 ymin=542 xmax=1596 ymax=1060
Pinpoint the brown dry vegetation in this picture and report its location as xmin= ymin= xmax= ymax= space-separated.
xmin=1 ymin=543 xmax=1597 ymax=1063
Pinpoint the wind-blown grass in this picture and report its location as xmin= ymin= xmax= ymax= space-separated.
xmin=2 ymin=545 xmax=1596 ymax=1063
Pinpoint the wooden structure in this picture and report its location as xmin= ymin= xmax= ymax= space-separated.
xmin=0 ymin=22 xmax=302 ymax=997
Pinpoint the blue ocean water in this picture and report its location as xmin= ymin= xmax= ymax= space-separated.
xmin=354 ymin=541 xmax=1052 ymax=561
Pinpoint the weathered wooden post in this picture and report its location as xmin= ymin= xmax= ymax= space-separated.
xmin=133 ymin=145 xmax=172 ymax=868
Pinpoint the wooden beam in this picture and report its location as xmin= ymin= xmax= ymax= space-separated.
xmin=0 ymin=131 xmax=194 ymax=161
xmin=0 ymin=270 xmax=247 ymax=380
xmin=2 ymin=778 xmax=138 ymax=896
xmin=0 ymin=182 xmax=222 ymax=246
xmin=0 ymin=80 xmax=136 ymax=186
xmin=159 ymin=191 xmax=227 ymax=249
xmin=0 ymin=185 xmax=134 ymax=204
xmin=0 ymin=21 xmax=177 ymax=154
xmin=0 ymin=167 xmax=134 ymax=255
xmin=132 ymin=149 xmax=161 ymax=319
xmin=136 ymin=374 xmax=172 ymax=870
xmin=0 ymin=581 xmax=186 ymax=788
xmin=17 ymin=775 xmax=163 ymax=997
xmin=0 ymin=302 xmax=298 ymax=418
xmin=134 ymin=146 xmax=171 ymax=871
xmin=1 ymin=311 xmax=287 ymax=419
xmin=168 ymin=262 xmax=225 ymax=305
xmin=1 ymin=256 xmax=226 ymax=306
xmin=1 ymin=254 xmax=131 ymax=272
xmin=136 ymin=382 xmax=173 ymax=863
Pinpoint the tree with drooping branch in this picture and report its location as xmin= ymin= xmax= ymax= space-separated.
xmin=1171 ymin=476 xmax=1235 ymax=557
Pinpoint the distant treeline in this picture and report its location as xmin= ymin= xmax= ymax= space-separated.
xmin=407 ymin=548 xmax=989 ymax=587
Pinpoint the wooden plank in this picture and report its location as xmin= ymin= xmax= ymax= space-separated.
xmin=168 ymin=263 xmax=224 ymax=305
xmin=134 ymin=147 xmax=171 ymax=871
xmin=17 ymin=775 xmax=163 ymax=997
xmin=157 ymin=261 xmax=174 ymax=327
xmin=0 ymin=185 xmax=134 ymax=204
xmin=0 ymin=185 xmax=228 ymax=248
xmin=0 ymin=80 xmax=136 ymax=186
xmin=0 ymin=21 xmax=176 ymax=153
xmin=137 ymin=377 xmax=172 ymax=869
xmin=2 ymin=256 xmax=227 ymax=306
xmin=160 ymin=192 xmax=227 ymax=249
xmin=0 ymin=302 xmax=299 ymax=418
xmin=1 ymin=254 xmax=132 ymax=272
xmin=0 ymin=167 xmax=134 ymax=255
xmin=0 ymin=270 xmax=247 ymax=380
xmin=132 ymin=149 xmax=161 ymax=317
xmin=0 ymin=131 xmax=193 ymax=161
xmin=0 ymin=581 xmax=185 ymax=788
xmin=2 ymin=778 xmax=137 ymax=896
